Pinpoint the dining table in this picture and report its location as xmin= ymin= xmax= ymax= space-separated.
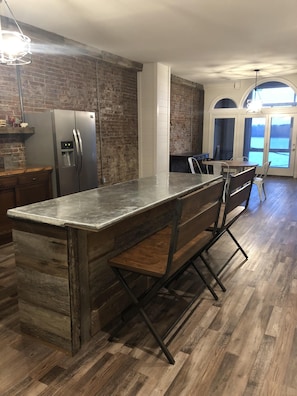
xmin=202 ymin=159 xmax=258 ymax=173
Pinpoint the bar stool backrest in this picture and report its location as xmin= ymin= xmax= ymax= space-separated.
xmin=221 ymin=166 xmax=256 ymax=230
xmin=166 ymin=179 xmax=224 ymax=276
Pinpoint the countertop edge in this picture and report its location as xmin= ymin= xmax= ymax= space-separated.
xmin=0 ymin=167 xmax=53 ymax=177
xmin=7 ymin=174 xmax=222 ymax=232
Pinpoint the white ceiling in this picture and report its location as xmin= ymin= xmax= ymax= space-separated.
xmin=3 ymin=0 xmax=297 ymax=84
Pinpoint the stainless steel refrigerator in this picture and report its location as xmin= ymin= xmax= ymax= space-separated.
xmin=25 ymin=110 xmax=98 ymax=197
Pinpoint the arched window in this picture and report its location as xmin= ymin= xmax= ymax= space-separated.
xmin=242 ymin=81 xmax=297 ymax=174
xmin=214 ymin=98 xmax=237 ymax=109
xmin=244 ymin=81 xmax=297 ymax=108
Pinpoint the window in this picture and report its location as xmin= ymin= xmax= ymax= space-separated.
xmin=244 ymin=116 xmax=293 ymax=168
xmin=243 ymin=81 xmax=296 ymax=172
xmin=214 ymin=98 xmax=237 ymax=109
xmin=213 ymin=118 xmax=235 ymax=160
xmin=244 ymin=82 xmax=297 ymax=108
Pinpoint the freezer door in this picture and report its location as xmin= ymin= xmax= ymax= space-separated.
xmin=25 ymin=112 xmax=55 ymax=167
xmin=25 ymin=112 xmax=59 ymax=197
xmin=74 ymin=111 xmax=98 ymax=191
xmin=53 ymin=110 xmax=80 ymax=196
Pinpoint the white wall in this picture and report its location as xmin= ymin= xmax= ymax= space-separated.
xmin=137 ymin=63 xmax=171 ymax=177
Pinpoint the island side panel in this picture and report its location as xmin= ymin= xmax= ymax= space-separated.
xmin=87 ymin=200 xmax=176 ymax=336
xmin=10 ymin=199 xmax=176 ymax=352
xmin=12 ymin=220 xmax=80 ymax=354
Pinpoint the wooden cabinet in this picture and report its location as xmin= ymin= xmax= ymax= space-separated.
xmin=16 ymin=171 xmax=53 ymax=207
xmin=0 ymin=175 xmax=17 ymax=245
xmin=0 ymin=168 xmax=52 ymax=245
xmin=170 ymin=152 xmax=209 ymax=172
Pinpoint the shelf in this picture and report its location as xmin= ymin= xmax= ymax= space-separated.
xmin=0 ymin=126 xmax=35 ymax=136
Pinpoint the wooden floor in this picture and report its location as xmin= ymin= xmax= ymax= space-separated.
xmin=1 ymin=176 xmax=297 ymax=395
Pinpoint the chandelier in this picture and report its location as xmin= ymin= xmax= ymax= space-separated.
xmin=0 ymin=0 xmax=31 ymax=65
xmin=247 ymin=69 xmax=262 ymax=113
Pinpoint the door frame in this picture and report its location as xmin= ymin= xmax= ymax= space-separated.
xmin=243 ymin=112 xmax=297 ymax=176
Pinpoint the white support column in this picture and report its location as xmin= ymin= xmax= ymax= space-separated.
xmin=138 ymin=63 xmax=171 ymax=177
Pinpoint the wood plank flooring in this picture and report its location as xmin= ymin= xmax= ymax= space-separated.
xmin=1 ymin=176 xmax=297 ymax=395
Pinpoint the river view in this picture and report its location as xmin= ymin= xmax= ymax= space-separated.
xmin=249 ymin=137 xmax=290 ymax=167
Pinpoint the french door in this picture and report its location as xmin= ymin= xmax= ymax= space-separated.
xmin=243 ymin=115 xmax=296 ymax=176
xmin=213 ymin=117 xmax=235 ymax=160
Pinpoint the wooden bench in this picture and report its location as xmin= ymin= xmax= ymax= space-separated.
xmin=207 ymin=167 xmax=256 ymax=273
xmin=108 ymin=179 xmax=226 ymax=364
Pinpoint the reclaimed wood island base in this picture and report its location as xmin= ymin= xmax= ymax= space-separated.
xmin=8 ymin=172 xmax=221 ymax=355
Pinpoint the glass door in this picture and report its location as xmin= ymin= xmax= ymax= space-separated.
xmin=244 ymin=115 xmax=295 ymax=176
xmin=243 ymin=117 xmax=265 ymax=165
xmin=213 ymin=118 xmax=235 ymax=160
xmin=268 ymin=116 xmax=293 ymax=170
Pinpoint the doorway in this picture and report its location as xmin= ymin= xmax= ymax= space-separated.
xmin=243 ymin=115 xmax=296 ymax=176
xmin=213 ymin=118 xmax=235 ymax=160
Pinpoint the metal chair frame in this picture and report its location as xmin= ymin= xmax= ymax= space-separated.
xmin=188 ymin=156 xmax=203 ymax=174
xmin=253 ymin=161 xmax=271 ymax=201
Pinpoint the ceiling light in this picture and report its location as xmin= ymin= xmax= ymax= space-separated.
xmin=247 ymin=69 xmax=262 ymax=113
xmin=0 ymin=0 xmax=31 ymax=65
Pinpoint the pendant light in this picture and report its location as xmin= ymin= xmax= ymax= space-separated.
xmin=0 ymin=0 xmax=31 ymax=65
xmin=247 ymin=69 xmax=262 ymax=113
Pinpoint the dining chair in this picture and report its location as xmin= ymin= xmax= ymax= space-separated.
xmin=253 ymin=161 xmax=271 ymax=201
xmin=206 ymin=161 xmax=231 ymax=201
xmin=188 ymin=156 xmax=203 ymax=174
xmin=230 ymin=156 xmax=249 ymax=161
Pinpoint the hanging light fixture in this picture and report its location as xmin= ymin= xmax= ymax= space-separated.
xmin=0 ymin=0 xmax=31 ymax=65
xmin=247 ymin=69 xmax=262 ymax=113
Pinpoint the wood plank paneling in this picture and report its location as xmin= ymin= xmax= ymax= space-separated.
xmin=18 ymin=300 xmax=72 ymax=350
xmin=11 ymin=226 xmax=77 ymax=354
xmin=17 ymin=266 xmax=70 ymax=315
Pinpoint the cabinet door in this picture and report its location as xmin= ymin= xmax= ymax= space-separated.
xmin=16 ymin=171 xmax=52 ymax=206
xmin=0 ymin=187 xmax=16 ymax=244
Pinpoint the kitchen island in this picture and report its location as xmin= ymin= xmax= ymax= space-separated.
xmin=8 ymin=172 xmax=221 ymax=354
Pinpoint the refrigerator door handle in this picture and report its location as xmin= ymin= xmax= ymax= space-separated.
xmin=76 ymin=129 xmax=83 ymax=173
xmin=72 ymin=128 xmax=81 ymax=172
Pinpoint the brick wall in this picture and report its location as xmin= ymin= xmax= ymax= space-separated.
xmin=0 ymin=24 xmax=140 ymax=185
xmin=96 ymin=63 xmax=139 ymax=184
xmin=170 ymin=75 xmax=204 ymax=155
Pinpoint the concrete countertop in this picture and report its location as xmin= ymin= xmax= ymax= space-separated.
xmin=7 ymin=172 xmax=221 ymax=232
